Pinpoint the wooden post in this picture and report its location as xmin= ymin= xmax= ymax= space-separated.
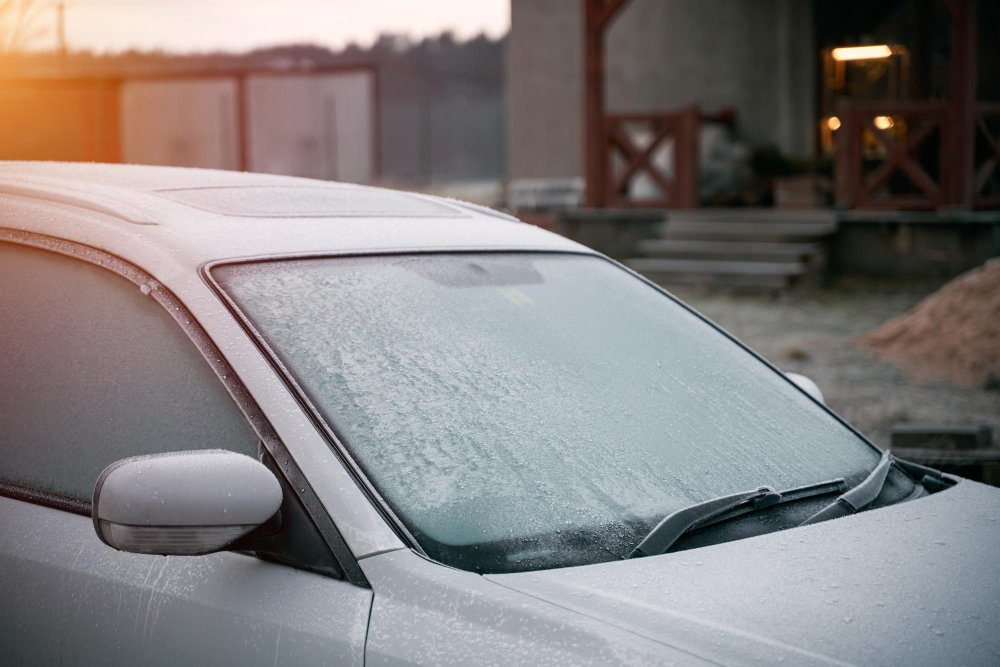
xmin=675 ymin=104 xmax=700 ymax=208
xmin=833 ymin=101 xmax=854 ymax=209
xmin=583 ymin=0 xmax=628 ymax=208
xmin=945 ymin=0 xmax=977 ymax=208
xmin=235 ymin=75 xmax=250 ymax=172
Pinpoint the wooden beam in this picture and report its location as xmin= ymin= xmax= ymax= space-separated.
xmin=945 ymin=0 xmax=977 ymax=208
xmin=864 ymin=121 xmax=942 ymax=201
xmin=833 ymin=101 xmax=855 ymax=208
xmin=973 ymin=114 xmax=1000 ymax=193
xmin=609 ymin=119 xmax=675 ymax=195
xmin=597 ymin=0 xmax=629 ymax=30
xmin=606 ymin=123 xmax=676 ymax=198
xmin=582 ymin=0 xmax=630 ymax=208
xmin=674 ymin=104 xmax=700 ymax=208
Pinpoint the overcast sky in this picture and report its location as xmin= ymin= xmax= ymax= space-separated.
xmin=50 ymin=0 xmax=508 ymax=53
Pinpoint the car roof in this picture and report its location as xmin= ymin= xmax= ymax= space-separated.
xmin=0 ymin=162 xmax=586 ymax=272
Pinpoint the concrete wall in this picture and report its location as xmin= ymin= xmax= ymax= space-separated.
xmin=830 ymin=219 xmax=1000 ymax=280
xmin=508 ymin=0 xmax=816 ymax=181
xmin=508 ymin=0 xmax=584 ymax=179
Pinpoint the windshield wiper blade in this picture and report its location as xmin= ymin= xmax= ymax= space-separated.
xmin=628 ymin=478 xmax=848 ymax=559
xmin=799 ymin=451 xmax=893 ymax=527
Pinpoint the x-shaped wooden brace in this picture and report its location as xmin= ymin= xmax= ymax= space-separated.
xmin=607 ymin=120 xmax=676 ymax=199
xmin=974 ymin=114 xmax=1000 ymax=194
xmin=863 ymin=118 xmax=941 ymax=201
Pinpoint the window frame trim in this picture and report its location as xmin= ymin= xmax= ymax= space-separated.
xmin=0 ymin=227 xmax=369 ymax=587
xmin=0 ymin=480 xmax=90 ymax=517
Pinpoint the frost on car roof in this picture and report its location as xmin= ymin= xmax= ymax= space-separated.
xmin=154 ymin=185 xmax=469 ymax=219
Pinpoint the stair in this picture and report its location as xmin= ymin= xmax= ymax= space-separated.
xmin=625 ymin=209 xmax=836 ymax=290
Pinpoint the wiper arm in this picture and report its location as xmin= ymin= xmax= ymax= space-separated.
xmin=628 ymin=477 xmax=847 ymax=559
xmin=799 ymin=451 xmax=893 ymax=527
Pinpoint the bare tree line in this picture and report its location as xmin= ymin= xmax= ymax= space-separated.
xmin=1 ymin=0 xmax=49 ymax=53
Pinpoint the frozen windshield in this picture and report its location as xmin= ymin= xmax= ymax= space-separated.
xmin=214 ymin=253 xmax=880 ymax=572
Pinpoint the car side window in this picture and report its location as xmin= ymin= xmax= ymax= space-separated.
xmin=0 ymin=241 xmax=258 ymax=502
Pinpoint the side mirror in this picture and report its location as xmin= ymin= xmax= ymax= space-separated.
xmin=786 ymin=372 xmax=825 ymax=404
xmin=93 ymin=450 xmax=283 ymax=556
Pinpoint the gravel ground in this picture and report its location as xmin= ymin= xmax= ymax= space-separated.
xmin=668 ymin=284 xmax=1000 ymax=450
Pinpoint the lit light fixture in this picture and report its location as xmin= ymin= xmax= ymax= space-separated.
xmin=873 ymin=115 xmax=895 ymax=130
xmin=831 ymin=45 xmax=893 ymax=61
xmin=826 ymin=116 xmax=842 ymax=131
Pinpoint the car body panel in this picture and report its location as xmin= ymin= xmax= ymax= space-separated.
xmin=489 ymin=479 xmax=1000 ymax=666
xmin=0 ymin=163 xmax=590 ymax=560
xmin=360 ymin=548 xmax=713 ymax=666
xmin=0 ymin=497 xmax=371 ymax=666
xmin=4 ymin=162 xmax=1000 ymax=666
xmin=0 ymin=162 xmax=584 ymax=268
xmin=0 ymin=195 xmax=405 ymax=559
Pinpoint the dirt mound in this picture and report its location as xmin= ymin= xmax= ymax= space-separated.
xmin=860 ymin=260 xmax=1000 ymax=387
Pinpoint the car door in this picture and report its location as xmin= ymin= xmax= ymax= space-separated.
xmin=0 ymin=237 xmax=372 ymax=666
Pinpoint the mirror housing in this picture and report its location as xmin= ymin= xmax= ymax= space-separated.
xmin=786 ymin=372 xmax=825 ymax=404
xmin=93 ymin=450 xmax=283 ymax=556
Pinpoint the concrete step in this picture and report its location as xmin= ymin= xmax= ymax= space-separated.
xmin=621 ymin=209 xmax=835 ymax=291
xmin=627 ymin=257 xmax=801 ymax=289
xmin=660 ymin=220 xmax=836 ymax=240
xmin=561 ymin=208 xmax=666 ymax=224
xmin=627 ymin=257 xmax=805 ymax=279
xmin=636 ymin=239 xmax=821 ymax=260
xmin=635 ymin=269 xmax=792 ymax=290
xmin=666 ymin=208 xmax=837 ymax=224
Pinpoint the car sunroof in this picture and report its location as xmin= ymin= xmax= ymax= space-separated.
xmin=154 ymin=185 xmax=468 ymax=218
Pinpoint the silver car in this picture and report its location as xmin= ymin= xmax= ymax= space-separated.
xmin=1 ymin=162 xmax=998 ymax=666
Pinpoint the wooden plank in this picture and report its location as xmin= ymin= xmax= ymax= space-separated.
xmin=640 ymin=272 xmax=791 ymax=289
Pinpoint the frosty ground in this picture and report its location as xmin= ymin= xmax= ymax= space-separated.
xmin=670 ymin=283 xmax=1000 ymax=449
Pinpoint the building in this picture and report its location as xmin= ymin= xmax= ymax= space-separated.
xmin=0 ymin=66 xmax=379 ymax=184
xmin=507 ymin=0 xmax=999 ymax=283
xmin=509 ymin=0 xmax=998 ymax=211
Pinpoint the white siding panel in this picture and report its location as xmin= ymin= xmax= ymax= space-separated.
xmin=247 ymin=71 xmax=375 ymax=184
xmin=120 ymin=79 xmax=239 ymax=170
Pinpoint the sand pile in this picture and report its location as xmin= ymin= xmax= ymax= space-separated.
xmin=860 ymin=259 xmax=1000 ymax=387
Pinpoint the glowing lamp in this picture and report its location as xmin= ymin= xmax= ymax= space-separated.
xmin=831 ymin=45 xmax=893 ymax=61
xmin=873 ymin=115 xmax=895 ymax=130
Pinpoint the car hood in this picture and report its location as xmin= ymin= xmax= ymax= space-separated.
xmin=487 ymin=479 xmax=1000 ymax=666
